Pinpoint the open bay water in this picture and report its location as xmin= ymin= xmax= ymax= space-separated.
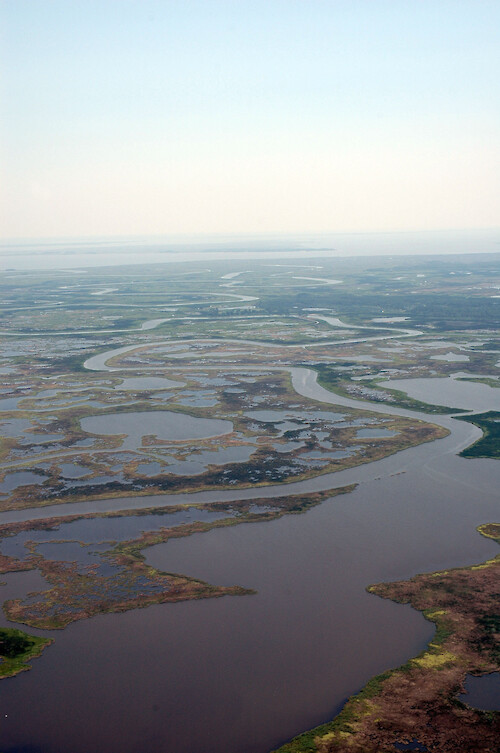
xmin=1 ymin=229 xmax=499 ymax=270
xmin=0 ymin=364 xmax=498 ymax=751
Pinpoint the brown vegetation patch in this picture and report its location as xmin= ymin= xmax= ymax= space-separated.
xmin=274 ymin=524 xmax=500 ymax=753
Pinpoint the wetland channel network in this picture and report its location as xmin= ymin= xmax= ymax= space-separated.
xmin=0 ymin=344 xmax=498 ymax=753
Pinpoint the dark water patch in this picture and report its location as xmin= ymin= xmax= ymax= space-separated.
xmin=0 ymin=471 xmax=48 ymax=494
xmin=135 ymin=462 xmax=163 ymax=476
xmin=0 ymin=530 xmax=44 ymax=560
xmin=277 ymin=421 xmax=305 ymax=435
xmin=0 ymin=571 xmax=50 ymax=629
xmin=35 ymin=541 xmax=102 ymax=568
xmin=459 ymin=673 xmax=500 ymax=711
xmin=64 ymin=508 xmax=231 ymax=542
xmin=7 ymin=509 xmax=436 ymax=752
xmin=59 ymin=463 xmax=91 ymax=479
xmin=0 ymin=397 xmax=22 ymax=410
xmin=0 ymin=508 xmax=233 ymax=561
xmin=80 ymin=411 xmax=233 ymax=449
xmin=0 ymin=419 xmax=32 ymax=437
xmin=393 ymin=741 xmax=428 ymax=751
xmin=161 ymin=459 xmax=206 ymax=476
xmin=73 ymin=438 xmax=95 ymax=447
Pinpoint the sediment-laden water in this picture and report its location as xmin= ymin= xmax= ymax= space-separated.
xmin=0 ymin=355 xmax=498 ymax=753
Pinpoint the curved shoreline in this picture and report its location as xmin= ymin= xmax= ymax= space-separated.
xmin=1 ymin=335 xmax=498 ymax=753
xmin=273 ymin=523 xmax=500 ymax=752
xmin=0 ymin=356 xmax=480 ymax=525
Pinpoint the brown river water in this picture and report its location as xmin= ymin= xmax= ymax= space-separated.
xmin=0 ymin=366 xmax=498 ymax=752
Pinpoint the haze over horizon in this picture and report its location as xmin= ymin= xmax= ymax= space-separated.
xmin=1 ymin=1 xmax=499 ymax=240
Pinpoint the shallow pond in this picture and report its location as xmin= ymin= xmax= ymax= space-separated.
xmin=459 ymin=673 xmax=500 ymax=711
xmin=117 ymin=376 xmax=184 ymax=390
xmin=135 ymin=462 xmax=164 ymax=476
xmin=0 ymin=470 xmax=48 ymax=494
xmin=0 ymin=418 xmax=33 ymax=437
xmin=35 ymin=540 xmax=103 ymax=567
xmin=80 ymin=411 xmax=233 ymax=449
xmin=59 ymin=463 xmax=91 ymax=479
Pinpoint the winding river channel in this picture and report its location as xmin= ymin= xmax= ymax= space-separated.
xmin=0 ymin=346 xmax=498 ymax=753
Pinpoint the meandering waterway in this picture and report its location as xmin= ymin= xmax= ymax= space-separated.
xmin=0 ymin=346 xmax=498 ymax=753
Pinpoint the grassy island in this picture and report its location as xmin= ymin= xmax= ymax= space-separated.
xmin=312 ymin=364 xmax=465 ymax=415
xmin=456 ymin=411 xmax=500 ymax=459
xmin=0 ymin=626 xmax=53 ymax=679
xmin=272 ymin=523 xmax=500 ymax=753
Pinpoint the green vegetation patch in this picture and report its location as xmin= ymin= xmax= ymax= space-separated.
xmin=0 ymin=627 xmax=52 ymax=678
xmin=312 ymin=364 xmax=464 ymax=414
xmin=456 ymin=411 xmax=500 ymax=459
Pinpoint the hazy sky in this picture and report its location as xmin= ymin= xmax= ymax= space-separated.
xmin=1 ymin=0 xmax=499 ymax=239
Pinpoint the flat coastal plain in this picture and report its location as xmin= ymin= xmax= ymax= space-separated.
xmin=0 ymin=249 xmax=498 ymax=752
